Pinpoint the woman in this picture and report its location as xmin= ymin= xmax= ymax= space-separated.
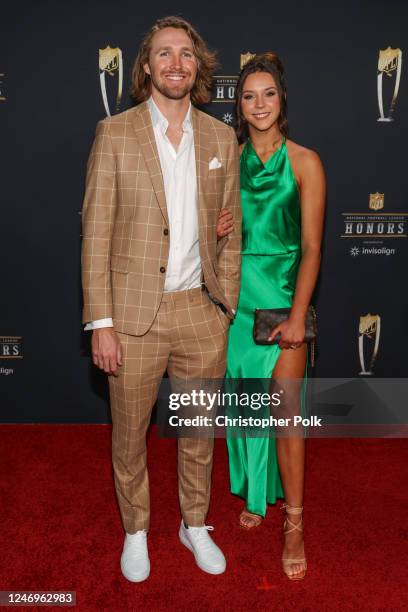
xmin=217 ymin=53 xmax=326 ymax=580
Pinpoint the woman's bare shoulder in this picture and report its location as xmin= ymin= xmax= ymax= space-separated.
xmin=286 ymin=139 xmax=321 ymax=165
xmin=286 ymin=139 xmax=324 ymax=182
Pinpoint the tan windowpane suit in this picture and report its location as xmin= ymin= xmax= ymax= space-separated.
xmin=81 ymin=101 xmax=241 ymax=532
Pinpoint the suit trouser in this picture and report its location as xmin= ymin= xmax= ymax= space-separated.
xmin=108 ymin=287 xmax=229 ymax=533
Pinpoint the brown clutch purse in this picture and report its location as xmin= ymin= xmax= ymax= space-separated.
xmin=253 ymin=305 xmax=317 ymax=364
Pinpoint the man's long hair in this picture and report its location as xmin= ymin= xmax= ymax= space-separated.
xmin=131 ymin=16 xmax=218 ymax=105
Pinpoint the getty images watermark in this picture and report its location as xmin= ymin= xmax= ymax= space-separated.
xmin=156 ymin=378 xmax=408 ymax=438
xmin=167 ymin=389 xmax=321 ymax=429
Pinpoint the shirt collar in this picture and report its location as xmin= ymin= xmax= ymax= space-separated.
xmin=147 ymin=96 xmax=192 ymax=135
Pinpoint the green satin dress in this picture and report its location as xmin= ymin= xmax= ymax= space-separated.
xmin=226 ymin=137 xmax=302 ymax=516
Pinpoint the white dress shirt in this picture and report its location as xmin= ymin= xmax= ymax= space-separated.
xmin=85 ymin=96 xmax=201 ymax=331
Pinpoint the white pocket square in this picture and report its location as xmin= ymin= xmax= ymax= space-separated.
xmin=209 ymin=157 xmax=222 ymax=170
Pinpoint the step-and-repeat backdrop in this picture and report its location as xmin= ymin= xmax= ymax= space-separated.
xmin=1 ymin=1 xmax=406 ymax=421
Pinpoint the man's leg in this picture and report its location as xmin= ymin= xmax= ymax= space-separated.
xmin=166 ymin=288 xmax=228 ymax=527
xmin=109 ymin=302 xmax=170 ymax=534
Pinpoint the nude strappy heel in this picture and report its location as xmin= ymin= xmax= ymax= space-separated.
xmin=281 ymin=503 xmax=307 ymax=580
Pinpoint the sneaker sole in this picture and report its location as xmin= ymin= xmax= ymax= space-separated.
xmin=179 ymin=527 xmax=226 ymax=575
xmin=120 ymin=560 xmax=150 ymax=583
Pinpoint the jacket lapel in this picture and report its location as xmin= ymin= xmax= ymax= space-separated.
xmin=192 ymin=107 xmax=210 ymax=218
xmin=130 ymin=103 xmax=211 ymax=229
xmin=130 ymin=102 xmax=169 ymax=227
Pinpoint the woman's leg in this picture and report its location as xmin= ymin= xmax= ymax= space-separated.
xmin=271 ymin=344 xmax=307 ymax=579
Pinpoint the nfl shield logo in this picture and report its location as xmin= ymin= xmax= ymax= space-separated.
xmin=240 ymin=52 xmax=256 ymax=70
xmin=369 ymin=193 xmax=384 ymax=211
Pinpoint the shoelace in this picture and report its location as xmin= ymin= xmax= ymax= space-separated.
xmin=187 ymin=525 xmax=215 ymax=550
xmin=188 ymin=525 xmax=214 ymax=533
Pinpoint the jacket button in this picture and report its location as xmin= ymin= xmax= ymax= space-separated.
xmin=163 ymin=228 xmax=169 ymax=236
xmin=160 ymin=266 xmax=166 ymax=273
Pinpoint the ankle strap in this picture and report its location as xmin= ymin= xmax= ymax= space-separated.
xmin=281 ymin=503 xmax=303 ymax=515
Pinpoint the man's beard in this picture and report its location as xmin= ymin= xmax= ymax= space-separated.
xmin=150 ymin=72 xmax=194 ymax=100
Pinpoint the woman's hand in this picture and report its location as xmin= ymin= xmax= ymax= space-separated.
xmin=268 ymin=316 xmax=305 ymax=350
xmin=216 ymin=208 xmax=234 ymax=239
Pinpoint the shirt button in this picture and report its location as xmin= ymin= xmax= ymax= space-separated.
xmin=160 ymin=266 xmax=166 ymax=273
xmin=163 ymin=228 xmax=169 ymax=236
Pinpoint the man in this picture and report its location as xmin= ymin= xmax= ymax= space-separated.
xmin=81 ymin=16 xmax=241 ymax=582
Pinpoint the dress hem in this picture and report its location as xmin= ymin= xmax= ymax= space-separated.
xmin=229 ymin=489 xmax=285 ymax=517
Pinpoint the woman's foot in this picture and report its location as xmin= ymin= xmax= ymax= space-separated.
xmin=239 ymin=507 xmax=263 ymax=529
xmin=281 ymin=503 xmax=307 ymax=580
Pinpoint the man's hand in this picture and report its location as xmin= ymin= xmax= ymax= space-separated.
xmin=91 ymin=328 xmax=123 ymax=375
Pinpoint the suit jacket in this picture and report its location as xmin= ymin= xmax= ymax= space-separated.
xmin=81 ymin=101 xmax=241 ymax=336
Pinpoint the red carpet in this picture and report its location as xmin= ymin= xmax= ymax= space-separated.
xmin=1 ymin=425 xmax=407 ymax=611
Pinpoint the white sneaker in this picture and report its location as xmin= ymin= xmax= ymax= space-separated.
xmin=120 ymin=530 xmax=150 ymax=582
xmin=179 ymin=521 xmax=226 ymax=575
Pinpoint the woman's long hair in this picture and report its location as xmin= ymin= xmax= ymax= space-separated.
xmin=235 ymin=52 xmax=288 ymax=143
xmin=131 ymin=16 xmax=218 ymax=105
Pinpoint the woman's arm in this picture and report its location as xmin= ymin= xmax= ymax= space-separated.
xmin=269 ymin=147 xmax=326 ymax=349
xmin=291 ymin=149 xmax=326 ymax=322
